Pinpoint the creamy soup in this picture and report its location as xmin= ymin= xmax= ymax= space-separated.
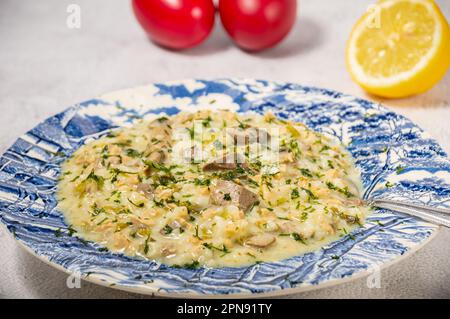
xmin=57 ymin=110 xmax=370 ymax=268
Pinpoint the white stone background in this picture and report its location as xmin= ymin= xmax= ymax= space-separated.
xmin=0 ymin=0 xmax=449 ymax=298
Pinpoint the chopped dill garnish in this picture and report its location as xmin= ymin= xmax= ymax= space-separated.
xmin=396 ymin=165 xmax=405 ymax=174
xmin=202 ymin=116 xmax=213 ymax=127
xmin=126 ymin=148 xmax=142 ymax=158
xmin=385 ymin=181 xmax=395 ymax=188
xmin=172 ymin=260 xmax=200 ymax=269
xmin=299 ymin=168 xmax=313 ymax=178
xmin=291 ymin=188 xmax=300 ymax=199
xmin=193 ymin=178 xmax=211 ymax=186
xmin=162 ymin=224 xmax=173 ymax=235
xmin=202 ymin=243 xmax=230 ymax=257
xmin=319 ymin=145 xmax=330 ymax=153
xmin=128 ymin=198 xmax=144 ymax=208
xmin=237 ymin=119 xmax=250 ymax=130
xmin=85 ymin=171 xmax=104 ymax=189
xmin=326 ymin=182 xmax=354 ymax=198
xmin=157 ymin=116 xmax=168 ymax=123
xmin=301 ymin=187 xmax=318 ymax=200
xmin=143 ymin=234 xmax=151 ymax=254
xmin=91 ymin=203 xmax=106 ymax=216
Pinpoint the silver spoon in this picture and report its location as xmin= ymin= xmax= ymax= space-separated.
xmin=365 ymin=198 xmax=450 ymax=228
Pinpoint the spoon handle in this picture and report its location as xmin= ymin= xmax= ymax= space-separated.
xmin=367 ymin=199 xmax=450 ymax=228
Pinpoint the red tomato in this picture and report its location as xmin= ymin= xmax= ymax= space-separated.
xmin=219 ymin=0 xmax=297 ymax=51
xmin=132 ymin=0 xmax=216 ymax=50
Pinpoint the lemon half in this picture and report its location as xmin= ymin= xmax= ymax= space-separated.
xmin=346 ymin=0 xmax=450 ymax=98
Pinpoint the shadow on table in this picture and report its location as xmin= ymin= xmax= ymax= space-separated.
xmin=17 ymin=248 xmax=150 ymax=299
xmin=145 ymin=16 xmax=323 ymax=59
xmin=364 ymin=72 xmax=450 ymax=109
xmin=253 ymin=17 xmax=323 ymax=59
xmin=15 ymin=229 xmax=450 ymax=298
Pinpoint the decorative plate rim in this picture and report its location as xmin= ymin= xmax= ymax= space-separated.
xmin=3 ymin=221 xmax=439 ymax=298
xmin=0 ymin=78 xmax=446 ymax=298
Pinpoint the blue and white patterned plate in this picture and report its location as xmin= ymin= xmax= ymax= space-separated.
xmin=0 ymin=79 xmax=448 ymax=297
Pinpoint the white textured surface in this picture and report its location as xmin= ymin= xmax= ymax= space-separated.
xmin=0 ymin=0 xmax=449 ymax=299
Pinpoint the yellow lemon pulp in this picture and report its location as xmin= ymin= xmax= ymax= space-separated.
xmin=346 ymin=0 xmax=450 ymax=98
